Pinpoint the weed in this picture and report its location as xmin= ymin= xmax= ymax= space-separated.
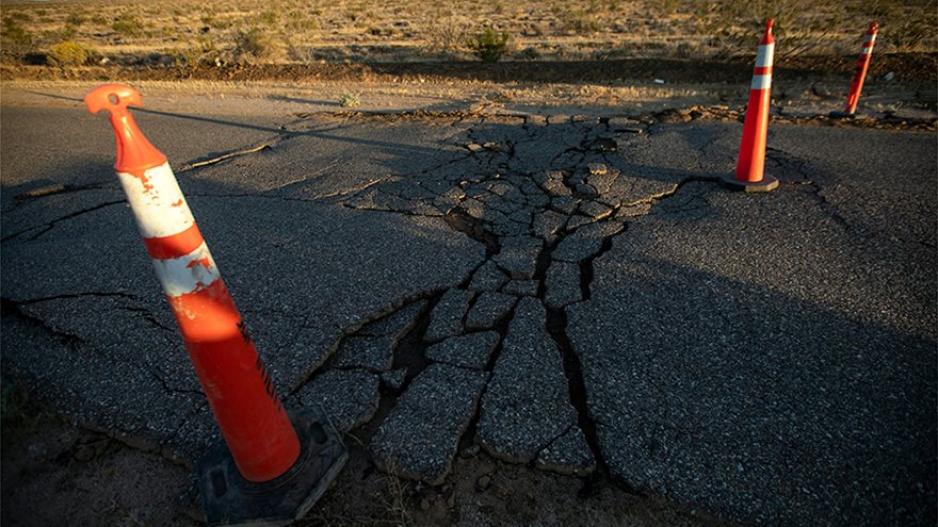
xmin=47 ymin=40 xmax=91 ymax=66
xmin=467 ymin=26 xmax=510 ymax=63
xmin=383 ymin=469 xmax=410 ymax=525
xmin=338 ymin=91 xmax=361 ymax=107
xmin=66 ymin=14 xmax=86 ymax=26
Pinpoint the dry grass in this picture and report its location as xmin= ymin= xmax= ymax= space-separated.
xmin=0 ymin=0 xmax=934 ymax=67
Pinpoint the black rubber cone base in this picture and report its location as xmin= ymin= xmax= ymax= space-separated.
xmin=828 ymin=111 xmax=856 ymax=119
xmin=722 ymin=174 xmax=779 ymax=193
xmin=196 ymin=408 xmax=348 ymax=527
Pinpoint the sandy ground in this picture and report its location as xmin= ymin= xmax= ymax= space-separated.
xmin=2 ymin=75 xmax=935 ymax=121
xmin=1 ymin=385 xmax=726 ymax=527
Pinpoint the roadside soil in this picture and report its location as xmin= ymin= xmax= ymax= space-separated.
xmin=2 ymin=53 xmax=936 ymax=83
xmin=1 ymin=385 xmax=728 ymax=527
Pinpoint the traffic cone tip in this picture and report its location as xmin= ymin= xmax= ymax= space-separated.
xmin=84 ymin=83 xmax=166 ymax=173
xmin=760 ymin=18 xmax=775 ymax=45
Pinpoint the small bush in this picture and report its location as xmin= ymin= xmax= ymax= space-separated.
xmin=66 ymin=14 xmax=86 ymax=26
xmin=426 ymin=18 xmax=469 ymax=53
xmin=338 ymin=92 xmax=361 ymax=108
xmin=47 ymin=40 xmax=90 ymax=66
xmin=234 ymin=28 xmax=275 ymax=58
xmin=259 ymin=10 xmax=279 ymax=26
xmin=112 ymin=14 xmax=144 ymax=36
xmin=2 ymin=19 xmax=33 ymax=48
xmin=467 ymin=27 xmax=509 ymax=63
xmin=59 ymin=24 xmax=78 ymax=40
xmin=560 ymin=9 xmax=601 ymax=34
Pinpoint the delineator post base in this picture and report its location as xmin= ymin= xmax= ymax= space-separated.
xmin=828 ymin=111 xmax=856 ymax=119
xmin=722 ymin=174 xmax=779 ymax=193
xmin=197 ymin=408 xmax=348 ymax=527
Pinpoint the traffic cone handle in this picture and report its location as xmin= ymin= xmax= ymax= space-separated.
xmin=84 ymin=84 xmax=167 ymax=174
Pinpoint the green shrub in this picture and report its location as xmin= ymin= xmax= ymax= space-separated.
xmin=66 ymin=14 xmax=86 ymax=26
xmin=467 ymin=27 xmax=510 ymax=63
xmin=338 ymin=92 xmax=361 ymax=107
xmin=47 ymin=40 xmax=90 ymax=66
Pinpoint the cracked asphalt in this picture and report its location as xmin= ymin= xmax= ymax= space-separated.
xmin=1 ymin=100 xmax=935 ymax=526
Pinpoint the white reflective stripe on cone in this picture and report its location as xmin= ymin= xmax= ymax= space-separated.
xmin=117 ymin=162 xmax=195 ymax=239
xmin=151 ymin=242 xmax=221 ymax=297
xmin=860 ymin=47 xmax=873 ymax=55
xmin=751 ymin=75 xmax=772 ymax=90
xmin=755 ymin=44 xmax=775 ymax=67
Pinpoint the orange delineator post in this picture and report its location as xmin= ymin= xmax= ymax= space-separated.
xmin=725 ymin=19 xmax=779 ymax=192
xmin=736 ymin=19 xmax=774 ymax=184
xmin=84 ymin=84 xmax=300 ymax=483
xmin=844 ymin=21 xmax=878 ymax=115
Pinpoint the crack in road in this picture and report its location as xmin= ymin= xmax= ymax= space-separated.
xmin=320 ymin=113 xmax=745 ymax=484
xmin=16 ymin=109 xmax=925 ymax=498
xmin=1 ymin=112 xmax=744 ymax=488
xmin=1 ymin=200 xmax=126 ymax=243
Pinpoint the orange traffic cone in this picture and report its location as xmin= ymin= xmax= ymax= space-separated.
xmin=725 ymin=19 xmax=779 ymax=193
xmin=85 ymin=84 xmax=346 ymax=526
xmin=832 ymin=21 xmax=878 ymax=117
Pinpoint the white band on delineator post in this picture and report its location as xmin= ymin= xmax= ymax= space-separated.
xmin=151 ymin=242 xmax=221 ymax=297
xmin=117 ymin=162 xmax=195 ymax=239
xmin=755 ymin=44 xmax=775 ymax=67
xmin=751 ymin=75 xmax=772 ymax=90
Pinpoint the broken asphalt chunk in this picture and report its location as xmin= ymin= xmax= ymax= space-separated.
xmin=371 ymin=364 xmax=488 ymax=485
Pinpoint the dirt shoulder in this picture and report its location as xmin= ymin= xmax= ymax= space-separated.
xmin=2 ymin=53 xmax=936 ymax=84
xmin=0 ymin=383 xmax=727 ymax=527
xmin=3 ymin=70 xmax=935 ymax=133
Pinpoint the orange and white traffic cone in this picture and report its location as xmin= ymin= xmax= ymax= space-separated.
xmin=832 ymin=21 xmax=878 ymax=117
xmin=724 ymin=18 xmax=779 ymax=193
xmin=84 ymin=84 xmax=346 ymax=526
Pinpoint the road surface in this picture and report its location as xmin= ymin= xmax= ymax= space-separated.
xmin=1 ymin=94 xmax=935 ymax=526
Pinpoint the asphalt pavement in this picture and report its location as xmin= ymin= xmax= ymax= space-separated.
xmin=1 ymin=98 xmax=934 ymax=526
